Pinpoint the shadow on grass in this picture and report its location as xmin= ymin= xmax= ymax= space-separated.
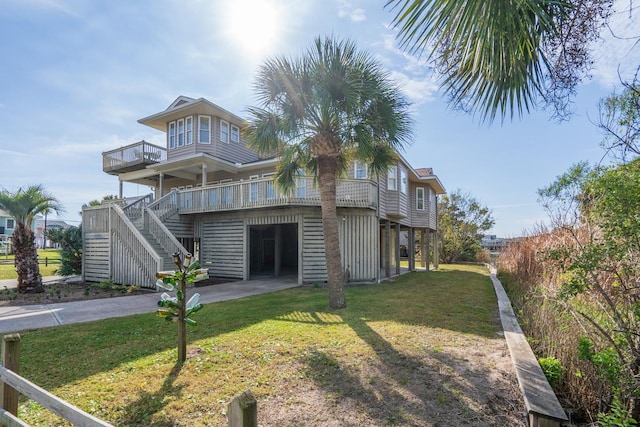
xmin=300 ymin=315 xmax=512 ymax=426
xmin=119 ymin=363 xmax=184 ymax=426
xmin=18 ymin=268 xmax=501 ymax=393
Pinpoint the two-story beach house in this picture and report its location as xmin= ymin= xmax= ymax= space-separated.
xmin=83 ymin=96 xmax=445 ymax=289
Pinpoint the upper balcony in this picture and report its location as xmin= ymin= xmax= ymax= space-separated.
xmin=103 ymin=141 xmax=167 ymax=175
xmin=148 ymin=177 xmax=378 ymax=216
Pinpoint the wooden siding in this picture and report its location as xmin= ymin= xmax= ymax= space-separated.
xmin=83 ymin=233 xmax=110 ymax=282
xmin=83 ymin=205 xmax=165 ymax=288
xmin=302 ymin=215 xmax=327 ymax=283
xmin=338 ymin=211 xmax=379 ymax=282
xmin=201 ymin=220 xmax=245 ymax=279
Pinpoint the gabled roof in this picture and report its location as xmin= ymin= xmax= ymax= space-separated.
xmin=139 ymin=96 xmax=247 ymax=132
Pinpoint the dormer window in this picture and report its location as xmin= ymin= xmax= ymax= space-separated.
xmin=231 ymin=124 xmax=240 ymax=143
xmin=186 ymin=117 xmax=193 ymax=145
xmin=169 ymin=122 xmax=176 ymax=149
xmin=177 ymin=119 xmax=185 ymax=147
xmin=220 ymin=120 xmax=230 ymax=143
xmin=198 ymin=116 xmax=211 ymax=144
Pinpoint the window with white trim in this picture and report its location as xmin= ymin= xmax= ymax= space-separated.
xmin=387 ymin=165 xmax=397 ymax=190
xmin=168 ymin=121 xmax=176 ymax=149
xmin=249 ymin=175 xmax=259 ymax=202
xmin=6 ymin=219 xmax=14 ymax=229
xmin=220 ymin=120 xmax=229 ymax=143
xmin=185 ymin=117 xmax=193 ymax=145
xmin=416 ymin=187 xmax=425 ymax=210
xmin=263 ymin=173 xmax=276 ymax=199
xmin=231 ymin=124 xmax=240 ymax=143
xmin=400 ymin=168 xmax=408 ymax=194
xmin=177 ymin=119 xmax=184 ymax=147
xmin=198 ymin=116 xmax=211 ymax=144
xmin=296 ymin=169 xmax=306 ymax=198
xmin=354 ymin=161 xmax=368 ymax=179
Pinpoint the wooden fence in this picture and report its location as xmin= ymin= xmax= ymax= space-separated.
xmin=1 ymin=334 xmax=258 ymax=427
xmin=0 ymin=334 xmax=113 ymax=427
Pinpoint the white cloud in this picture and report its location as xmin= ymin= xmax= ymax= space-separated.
xmin=338 ymin=0 xmax=366 ymax=22
xmin=389 ymin=70 xmax=439 ymax=106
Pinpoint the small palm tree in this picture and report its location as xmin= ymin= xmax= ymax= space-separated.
xmin=0 ymin=185 xmax=63 ymax=293
xmin=245 ymin=36 xmax=412 ymax=309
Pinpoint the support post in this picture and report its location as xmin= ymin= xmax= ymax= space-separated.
xmin=227 ymin=389 xmax=257 ymax=427
xmin=1 ymin=334 xmax=20 ymax=417
xmin=384 ymin=221 xmax=391 ymax=278
xmin=408 ymin=228 xmax=415 ymax=271
xmin=394 ymin=223 xmax=401 ymax=276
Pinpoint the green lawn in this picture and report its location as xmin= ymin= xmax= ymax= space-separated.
xmin=14 ymin=264 xmax=507 ymax=426
xmin=0 ymin=249 xmax=60 ymax=280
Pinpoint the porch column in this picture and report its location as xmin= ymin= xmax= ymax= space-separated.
xmin=433 ymin=230 xmax=439 ymax=269
xmin=425 ymin=230 xmax=431 ymax=271
xmin=201 ymin=163 xmax=208 ymax=187
xmin=201 ymin=163 xmax=207 ymax=209
xmin=159 ymin=172 xmax=164 ymax=197
xmin=274 ymin=225 xmax=281 ymax=277
xmin=408 ymin=228 xmax=415 ymax=271
xmin=395 ymin=223 xmax=401 ymax=276
xmin=384 ymin=221 xmax=391 ymax=278
xmin=119 ymin=179 xmax=123 ymax=199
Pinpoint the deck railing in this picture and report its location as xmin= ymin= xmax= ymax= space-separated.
xmin=102 ymin=141 xmax=166 ymax=174
xmin=145 ymin=208 xmax=190 ymax=262
xmin=122 ymin=193 xmax=154 ymax=223
xmin=174 ymin=178 xmax=378 ymax=214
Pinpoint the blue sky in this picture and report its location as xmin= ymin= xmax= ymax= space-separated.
xmin=0 ymin=0 xmax=638 ymax=237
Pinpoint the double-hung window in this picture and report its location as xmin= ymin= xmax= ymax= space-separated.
xmin=168 ymin=122 xmax=176 ymax=149
xmin=387 ymin=165 xmax=397 ymax=190
xmin=198 ymin=116 xmax=211 ymax=144
xmin=416 ymin=187 xmax=425 ymax=210
xmin=231 ymin=124 xmax=240 ymax=143
xmin=6 ymin=219 xmax=14 ymax=229
xmin=177 ymin=119 xmax=184 ymax=147
xmin=185 ymin=117 xmax=193 ymax=145
xmin=400 ymin=168 xmax=408 ymax=194
xmin=354 ymin=161 xmax=368 ymax=179
xmin=296 ymin=170 xmax=306 ymax=198
xmin=220 ymin=120 xmax=229 ymax=143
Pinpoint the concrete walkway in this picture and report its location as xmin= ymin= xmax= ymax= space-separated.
xmin=0 ymin=276 xmax=299 ymax=334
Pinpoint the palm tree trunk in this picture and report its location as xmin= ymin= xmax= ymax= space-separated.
xmin=317 ymin=155 xmax=346 ymax=309
xmin=12 ymin=223 xmax=44 ymax=293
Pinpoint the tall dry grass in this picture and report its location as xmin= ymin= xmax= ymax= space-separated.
xmin=497 ymin=226 xmax=606 ymax=424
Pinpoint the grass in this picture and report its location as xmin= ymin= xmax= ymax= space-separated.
xmin=14 ymin=264 xmax=504 ymax=426
xmin=0 ymin=249 xmax=60 ymax=279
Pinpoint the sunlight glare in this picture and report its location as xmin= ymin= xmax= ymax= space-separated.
xmin=224 ymin=0 xmax=282 ymax=59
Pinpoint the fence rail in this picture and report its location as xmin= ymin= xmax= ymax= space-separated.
xmin=1 ymin=334 xmax=113 ymax=427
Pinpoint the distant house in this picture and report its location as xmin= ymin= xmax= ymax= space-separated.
xmin=34 ymin=216 xmax=72 ymax=249
xmin=83 ymin=96 xmax=446 ymax=288
xmin=0 ymin=209 xmax=16 ymax=252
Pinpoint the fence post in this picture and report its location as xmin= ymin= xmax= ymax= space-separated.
xmin=227 ymin=389 xmax=257 ymax=427
xmin=1 ymin=334 xmax=20 ymax=416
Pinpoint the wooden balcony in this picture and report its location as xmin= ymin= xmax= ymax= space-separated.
xmin=103 ymin=141 xmax=166 ymax=175
xmin=160 ymin=178 xmax=378 ymax=214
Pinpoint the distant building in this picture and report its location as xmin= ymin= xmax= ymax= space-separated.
xmin=481 ymin=235 xmax=508 ymax=252
xmin=34 ymin=216 xmax=72 ymax=249
xmin=0 ymin=209 xmax=16 ymax=253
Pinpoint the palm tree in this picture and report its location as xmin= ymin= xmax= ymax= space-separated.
xmin=385 ymin=0 xmax=610 ymax=122
xmin=0 ymin=185 xmax=63 ymax=293
xmin=245 ymin=36 xmax=412 ymax=309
